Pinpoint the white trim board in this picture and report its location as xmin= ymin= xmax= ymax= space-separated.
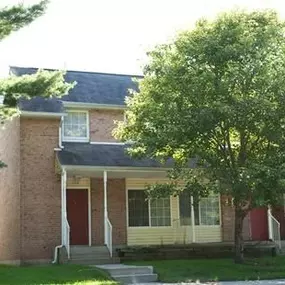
xmin=63 ymin=101 xmax=126 ymax=110
xmin=20 ymin=111 xmax=66 ymax=118
xmin=63 ymin=165 xmax=170 ymax=172
xmin=90 ymin=142 xmax=125 ymax=145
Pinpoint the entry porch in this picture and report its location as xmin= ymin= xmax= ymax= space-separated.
xmin=56 ymin=143 xmax=282 ymax=262
xmin=59 ymin=167 xmax=232 ymax=260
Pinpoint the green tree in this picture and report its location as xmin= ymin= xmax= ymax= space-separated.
xmin=0 ymin=1 xmax=74 ymax=166
xmin=115 ymin=10 xmax=285 ymax=263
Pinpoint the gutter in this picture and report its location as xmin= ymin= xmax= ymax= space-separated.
xmin=62 ymin=165 xmax=171 ymax=172
xmin=62 ymin=101 xmax=126 ymax=110
xmin=20 ymin=111 xmax=66 ymax=118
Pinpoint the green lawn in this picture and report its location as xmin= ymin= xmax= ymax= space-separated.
xmin=127 ymin=256 xmax=285 ymax=283
xmin=0 ymin=264 xmax=118 ymax=285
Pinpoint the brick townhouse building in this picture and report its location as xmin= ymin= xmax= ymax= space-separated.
xmin=0 ymin=66 xmax=283 ymax=264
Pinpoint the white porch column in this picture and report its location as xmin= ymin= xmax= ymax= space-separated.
xmin=267 ymin=206 xmax=273 ymax=240
xmin=61 ymin=169 xmax=67 ymax=244
xmin=103 ymin=170 xmax=108 ymax=244
xmin=191 ymin=196 xmax=196 ymax=243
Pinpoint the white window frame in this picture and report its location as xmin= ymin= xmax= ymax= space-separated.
xmin=178 ymin=193 xmax=221 ymax=227
xmin=62 ymin=110 xmax=89 ymax=142
xmin=127 ymin=189 xmax=172 ymax=228
xmin=198 ymin=194 xmax=221 ymax=226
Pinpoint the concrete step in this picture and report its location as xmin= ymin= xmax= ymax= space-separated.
xmin=96 ymin=264 xmax=157 ymax=284
xmin=71 ymin=253 xmax=113 ymax=259
xmin=112 ymin=273 xmax=158 ymax=284
xmin=69 ymin=257 xmax=120 ymax=265
xmin=97 ymin=265 xmax=153 ymax=276
xmin=70 ymin=246 xmax=110 ymax=254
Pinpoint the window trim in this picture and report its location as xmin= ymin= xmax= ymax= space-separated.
xmin=178 ymin=194 xmax=221 ymax=227
xmin=127 ymin=188 xmax=173 ymax=228
xmin=62 ymin=110 xmax=90 ymax=142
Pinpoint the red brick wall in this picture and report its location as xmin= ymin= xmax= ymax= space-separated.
xmin=91 ymin=178 xmax=126 ymax=245
xmin=221 ymin=196 xmax=251 ymax=241
xmin=89 ymin=110 xmax=124 ymax=142
xmin=0 ymin=117 xmax=21 ymax=264
xmin=20 ymin=118 xmax=61 ymax=261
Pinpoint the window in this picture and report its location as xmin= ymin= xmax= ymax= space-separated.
xmin=179 ymin=192 xmax=220 ymax=226
xmin=128 ymin=190 xmax=149 ymax=227
xmin=62 ymin=111 xmax=89 ymax=142
xmin=128 ymin=190 xmax=171 ymax=227
xmin=199 ymin=196 xmax=220 ymax=225
xmin=150 ymin=197 xmax=171 ymax=226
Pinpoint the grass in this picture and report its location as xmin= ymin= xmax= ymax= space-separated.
xmin=0 ymin=264 xmax=118 ymax=285
xmin=127 ymin=256 xmax=285 ymax=283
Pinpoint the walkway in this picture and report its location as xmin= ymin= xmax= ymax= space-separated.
xmin=134 ymin=280 xmax=285 ymax=285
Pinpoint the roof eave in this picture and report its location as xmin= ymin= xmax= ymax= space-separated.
xmin=20 ymin=111 xmax=66 ymax=118
xmin=63 ymin=101 xmax=126 ymax=110
xmin=61 ymin=165 xmax=170 ymax=172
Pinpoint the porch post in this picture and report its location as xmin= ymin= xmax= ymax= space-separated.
xmin=103 ymin=170 xmax=108 ymax=244
xmin=191 ymin=196 xmax=196 ymax=243
xmin=267 ymin=206 xmax=273 ymax=240
xmin=61 ymin=169 xmax=67 ymax=244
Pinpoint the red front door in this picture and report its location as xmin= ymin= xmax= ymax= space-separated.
xmin=67 ymin=189 xmax=89 ymax=245
xmin=250 ymin=208 xmax=268 ymax=241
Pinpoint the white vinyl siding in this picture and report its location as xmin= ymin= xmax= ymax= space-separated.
xmin=126 ymin=179 xmax=222 ymax=246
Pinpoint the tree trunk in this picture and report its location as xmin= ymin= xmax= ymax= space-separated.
xmin=234 ymin=208 xmax=245 ymax=264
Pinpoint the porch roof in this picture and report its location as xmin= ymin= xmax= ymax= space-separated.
xmin=57 ymin=142 xmax=196 ymax=169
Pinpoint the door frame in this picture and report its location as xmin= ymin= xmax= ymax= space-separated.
xmin=67 ymin=186 xmax=92 ymax=246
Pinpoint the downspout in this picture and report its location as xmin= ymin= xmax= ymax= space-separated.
xmin=103 ymin=170 xmax=108 ymax=244
xmin=52 ymin=117 xmax=66 ymax=263
xmin=52 ymin=168 xmax=67 ymax=264
xmin=59 ymin=116 xmax=64 ymax=149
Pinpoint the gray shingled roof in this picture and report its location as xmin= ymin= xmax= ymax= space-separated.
xmin=11 ymin=66 xmax=142 ymax=112
xmin=57 ymin=143 xmax=196 ymax=168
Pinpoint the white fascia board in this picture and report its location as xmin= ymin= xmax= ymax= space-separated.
xmin=90 ymin=141 xmax=125 ymax=145
xmin=20 ymin=111 xmax=67 ymax=118
xmin=63 ymin=101 xmax=126 ymax=110
xmin=62 ymin=165 xmax=170 ymax=172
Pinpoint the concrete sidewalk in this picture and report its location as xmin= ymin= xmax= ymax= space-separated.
xmin=133 ymin=280 xmax=285 ymax=285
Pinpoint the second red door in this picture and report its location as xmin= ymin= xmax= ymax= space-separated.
xmin=250 ymin=208 xmax=268 ymax=241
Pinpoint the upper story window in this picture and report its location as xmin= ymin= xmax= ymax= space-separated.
xmin=62 ymin=111 xmax=89 ymax=142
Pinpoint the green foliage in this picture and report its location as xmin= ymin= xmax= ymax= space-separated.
xmin=0 ymin=0 xmax=48 ymax=41
xmin=1 ymin=69 xmax=75 ymax=108
xmin=116 ymin=10 xmax=285 ymax=211
xmin=0 ymin=1 xmax=75 ymax=165
xmin=128 ymin=257 xmax=285 ymax=283
xmin=0 ymin=264 xmax=118 ymax=285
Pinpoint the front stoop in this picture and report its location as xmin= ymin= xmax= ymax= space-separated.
xmin=69 ymin=246 xmax=120 ymax=265
xmin=96 ymin=264 xmax=158 ymax=284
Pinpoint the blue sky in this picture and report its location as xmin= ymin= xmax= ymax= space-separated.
xmin=0 ymin=0 xmax=284 ymax=76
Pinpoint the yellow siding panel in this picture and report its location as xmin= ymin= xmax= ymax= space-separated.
xmin=196 ymin=226 xmax=222 ymax=242
xmin=67 ymin=177 xmax=90 ymax=188
xmin=126 ymin=178 xmax=222 ymax=246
